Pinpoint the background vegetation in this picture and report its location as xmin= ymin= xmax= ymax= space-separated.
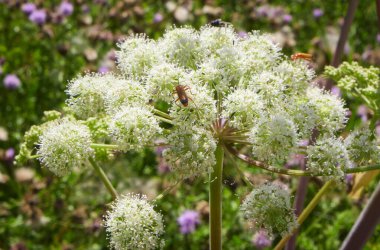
xmin=1 ymin=0 xmax=379 ymax=249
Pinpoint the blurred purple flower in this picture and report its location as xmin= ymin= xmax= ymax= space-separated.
xmin=344 ymin=43 xmax=350 ymax=55
xmin=285 ymin=154 xmax=304 ymax=168
xmin=3 ymin=74 xmax=21 ymax=89
xmin=21 ymin=3 xmax=36 ymax=15
xmin=377 ymin=34 xmax=380 ymax=44
xmin=331 ymin=86 xmax=341 ymax=97
xmin=376 ymin=124 xmax=380 ymax=136
xmin=252 ymin=230 xmax=272 ymax=249
xmin=313 ymin=8 xmax=323 ymax=18
xmin=5 ymin=148 xmax=15 ymax=161
xmin=98 ymin=65 xmax=109 ymax=74
xmin=81 ymin=4 xmax=90 ymax=13
xmin=283 ymin=14 xmax=292 ymax=23
xmin=157 ymin=159 xmax=170 ymax=174
xmin=177 ymin=210 xmax=200 ymax=234
xmin=298 ymin=139 xmax=309 ymax=147
xmin=29 ymin=9 xmax=47 ymax=25
xmin=238 ymin=31 xmax=248 ymax=38
xmin=256 ymin=5 xmax=270 ymax=18
xmin=153 ymin=13 xmax=163 ymax=23
xmin=58 ymin=1 xmax=74 ymax=16
xmin=345 ymin=174 xmax=353 ymax=185
xmin=357 ymin=105 xmax=369 ymax=122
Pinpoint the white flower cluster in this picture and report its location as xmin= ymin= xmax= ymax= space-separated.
xmin=42 ymin=24 xmax=353 ymax=180
xmin=104 ymin=194 xmax=165 ymax=250
xmin=163 ymin=126 xmax=217 ymax=179
xmin=249 ymin=112 xmax=298 ymax=166
xmin=108 ymin=106 xmax=162 ymax=151
xmin=344 ymin=127 xmax=380 ymax=166
xmin=241 ymin=183 xmax=297 ymax=237
xmin=306 ymin=137 xmax=352 ymax=180
xmin=37 ymin=119 xmax=94 ymax=176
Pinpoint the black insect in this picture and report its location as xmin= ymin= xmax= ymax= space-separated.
xmin=210 ymin=19 xmax=229 ymax=27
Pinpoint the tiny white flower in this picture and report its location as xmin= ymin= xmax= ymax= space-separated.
xmin=104 ymin=194 xmax=165 ymax=250
xmin=108 ymin=107 xmax=162 ymax=152
xmin=117 ymin=34 xmax=160 ymax=79
xmin=241 ymin=183 xmax=297 ymax=237
xmin=307 ymin=137 xmax=352 ymax=180
xmin=37 ymin=119 xmax=94 ymax=176
xmin=249 ymin=112 xmax=298 ymax=165
xmin=163 ymin=126 xmax=217 ymax=179
xmin=344 ymin=127 xmax=380 ymax=166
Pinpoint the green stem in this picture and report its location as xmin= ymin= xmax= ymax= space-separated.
xmin=226 ymin=145 xmax=380 ymax=176
xmin=155 ymin=115 xmax=175 ymax=125
xmin=152 ymin=108 xmax=173 ymax=120
xmin=274 ymin=180 xmax=334 ymax=250
xmin=90 ymin=143 xmax=120 ymax=150
xmin=210 ymin=143 xmax=224 ymax=250
xmin=88 ymin=158 xmax=118 ymax=200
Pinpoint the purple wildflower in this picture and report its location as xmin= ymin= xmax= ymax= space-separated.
xmin=331 ymin=86 xmax=341 ymax=97
xmin=21 ymin=3 xmax=36 ymax=15
xmin=3 ymin=74 xmax=21 ymax=89
xmin=4 ymin=148 xmax=15 ymax=161
xmin=238 ymin=31 xmax=248 ymax=38
xmin=98 ymin=65 xmax=109 ymax=74
xmin=256 ymin=5 xmax=270 ymax=18
xmin=283 ymin=14 xmax=292 ymax=23
xmin=377 ymin=34 xmax=380 ymax=44
xmin=157 ymin=159 xmax=170 ymax=174
xmin=376 ymin=124 xmax=380 ymax=137
xmin=177 ymin=210 xmax=200 ymax=234
xmin=153 ymin=13 xmax=163 ymax=23
xmin=29 ymin=9 xmax=47 ymax=25
xmin=285 ymin=154 xmax=304 ymax=168
xmin=313 ymin=8 xmax=324 ymax=18
xmin=357 ymin=105 xmax=369 ymax=122
xmin=345 ymin=174 xmax=353 ymax=185
xmin=58 ymin=1 xmax=74 ymax=16
xmin=252 ymin=230 xmax=272 ymax=249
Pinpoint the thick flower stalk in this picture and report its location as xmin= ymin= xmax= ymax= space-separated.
xmin=17 ymin=23 xmax=380 ymax=249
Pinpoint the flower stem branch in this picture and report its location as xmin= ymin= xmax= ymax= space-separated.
xmin=226 ymin=145 xmax=380 ymax=176
xmin=155 ymin=115 xmax=175 ymax=125
xmin=91 ymin=143 xmax=120 ymax=150
xmin=274 ymin=180 xmax=335 ymax=250
xmin=89 ymin=157 xmax=118 ymax=200
xmin=152 ymin=108 xmax=173 ymax=120
xmin=210 ymin=142 xmax=224 ymax=250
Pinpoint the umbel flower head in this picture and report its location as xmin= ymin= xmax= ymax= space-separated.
xmin=37 ymin=119 xmax=94 ymax=176
xmin=28 ymin=24 xmax=353 ymax=180
xmin=104 ymin=194 xmax=165 ymax=250
xmin=241 ymin=182 xmax=297 ymax=237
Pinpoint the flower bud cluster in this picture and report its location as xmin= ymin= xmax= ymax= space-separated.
xmin=241 ymin=183 xmax=297 ymax=237
xmin=104 ymin=194 xmax=165 ymax=250
xmin=37 ymin=119 xmax=94 ymax=176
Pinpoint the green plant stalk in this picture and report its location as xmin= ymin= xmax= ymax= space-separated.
xmin=152 ymin=108 xmax=173 ymax=120
xmin=274 ymin=180 xmax=334 ymax=250
xmin=210 ymin=143 xmax=224 ymax=250
xmin=227 ymin=145 xmax=380 ymax=176
xmin=91 ymin=143 xmax=119 ymax=150
xmin=89 ymin=158 xmax=118 ymax=200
